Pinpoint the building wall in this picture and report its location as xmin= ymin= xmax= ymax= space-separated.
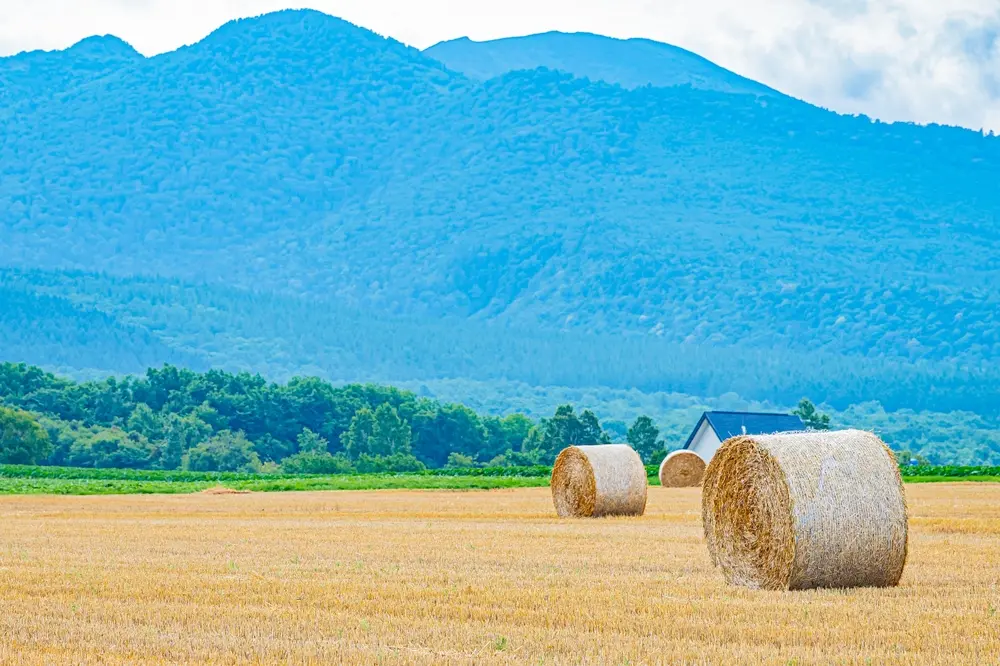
xmin=689 ymin=420 xmax=723 ymax=463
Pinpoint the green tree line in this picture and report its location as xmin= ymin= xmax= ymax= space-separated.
xmin=0 ymin=362 xmax=680 ymax=473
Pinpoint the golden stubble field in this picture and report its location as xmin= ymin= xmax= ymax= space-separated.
xmin=1 ymin=484 xmax=999 ymax=665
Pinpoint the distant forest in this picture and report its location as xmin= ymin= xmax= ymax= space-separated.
xmin=1 ymin=362 xmax=998 ymax=468
xmin=3 ymin=270 xmax=1000 ymax=418
xmin=0 ymin=362 xmax=680 ymax=473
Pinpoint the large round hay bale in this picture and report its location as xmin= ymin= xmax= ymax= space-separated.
xmin=551 ymin=445 xmax=648 ymax=518
xmin=658 ymin=450 xmax=706 ymax=487
xmin=702 ymin=429 xmax=908 ymax=590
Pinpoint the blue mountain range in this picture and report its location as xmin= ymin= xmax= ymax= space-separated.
xmin=1 ymin=9 xmax=998 ymax=424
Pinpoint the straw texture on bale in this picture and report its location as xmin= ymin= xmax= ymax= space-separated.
xmin=702 ymin=429 xmax=908 ymax=591
xmin=551 ymin=445 xmax=648 ymax=518
xmin=658 ymin=450 xmax=706 ymax=487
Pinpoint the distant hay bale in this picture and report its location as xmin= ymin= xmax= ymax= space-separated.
xmin=702 ymin=429 xmax=908 ymax=590
xmin=201 ymin=486 xmax=251 ymax=495
xmin=551 ymin=445 xmax=647 ymax=518
xmin=658 ymin=450 xmax=706 ymax=488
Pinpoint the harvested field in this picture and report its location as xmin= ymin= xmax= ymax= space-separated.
xmin=1 ymin=484 xmax=999 ymax=664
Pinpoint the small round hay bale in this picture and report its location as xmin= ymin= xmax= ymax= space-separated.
xmin=658 ymin=450 xmax=706 ymax=487
xmin=551 ymin=445 xmax=647 ymax=518
xmin=702 ymin=429 xmax=908 ymax=590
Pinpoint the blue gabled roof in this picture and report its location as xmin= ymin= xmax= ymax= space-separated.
xmin=682 ymin=411 xmax=805 ymax=450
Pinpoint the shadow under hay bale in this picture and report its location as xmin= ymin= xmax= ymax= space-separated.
xmin=702 ymin=429 xmax=908 ymax=591
xmin=658 ymin=450 xmax=706 ymax=488
xmin=551 ymin=444 xmax=647 ymax=518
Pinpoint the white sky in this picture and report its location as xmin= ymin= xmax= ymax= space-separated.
xmin=2 ymin=0 xmax=999 ymax=131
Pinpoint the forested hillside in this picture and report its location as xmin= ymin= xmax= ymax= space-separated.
xmin=4 ymin=269 xmax=999 ymax=416
xmin=1 ymin=10 xmax=997 ymax=360
xmin=1 ymin=9 xmax=998 ymax=462
xmin=0 ymin=281 xmax=201 ymax=373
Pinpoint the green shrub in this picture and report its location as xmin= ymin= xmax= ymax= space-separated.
xmin=355 ymin=453 xmax=426 ymax=473
xmin=67 ymin=429 xmax=156 ymax=469
xmin=281 ymin=451 xmax=354 ymax=475
xmin=0 ymin=406 xmax=50 ymax=465
xmin=445 ymin=452 xmax=478 ymax=468
xmin=184 ymin=430 xmax=262 ymax=473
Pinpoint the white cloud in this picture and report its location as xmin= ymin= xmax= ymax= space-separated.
xmin=2 ymin=0 xmax=999 ymax=131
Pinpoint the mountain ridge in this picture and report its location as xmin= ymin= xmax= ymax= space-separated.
xmin=425 ymin=31 xmax=779 ymax=96
xmin=0 ymin=33 xmax=140 ymax=102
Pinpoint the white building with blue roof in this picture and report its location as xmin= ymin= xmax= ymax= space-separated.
xmin=683 ymin=411 xmax=805 ymax=463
